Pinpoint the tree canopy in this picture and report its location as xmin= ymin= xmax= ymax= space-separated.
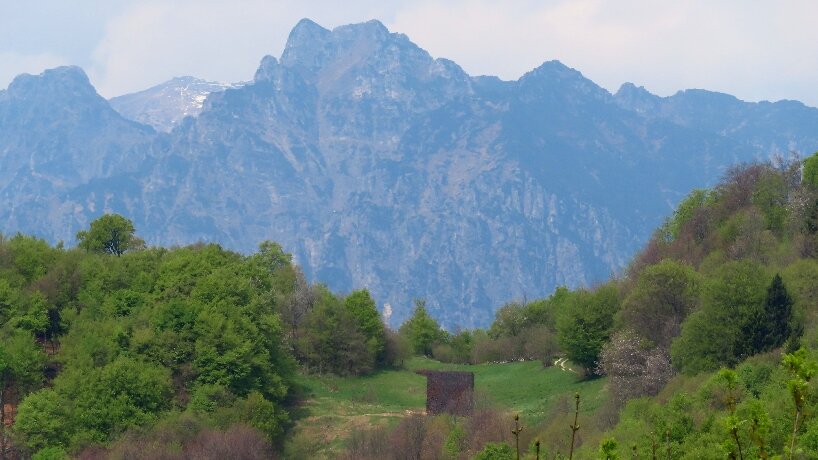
xmin=399 ymin=300 xmax=443 ymax=356
xmin=76 ymin=214 xmax=138 ymax=256
xmin=803 ymin=151 xmax=818 ymax=189
xmin=556 ymin=284 xmax=619 ymax=372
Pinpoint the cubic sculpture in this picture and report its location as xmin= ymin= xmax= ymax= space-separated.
xmin=416 ymin=370 xmax=474 ymax=416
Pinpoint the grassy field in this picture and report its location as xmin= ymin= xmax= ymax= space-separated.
xmin=405 ymin=357 xmax=606 ymax=424
xmin=286 ymin=357 xmax=607 ymax=457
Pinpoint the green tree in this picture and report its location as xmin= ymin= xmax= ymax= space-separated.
xmin=743 ymin=274 xmax=793 ymax=354
xmin=662 ymin=188 xmax=712 ymax=241
xmin=618 ymin=259 xmax=699 ymax=349
xmin=671 ymin=261 xmax=768 ymax=374
xmin=0 ymin=330 xmax=45 ymax=394
xmin=2 ymin=232 xmax=307 ymax=453
xmin=0 ymin=279 xmax=17 ymax=324
xmin=188 ymin=384 xmax=234 ymax=413
xmin=13 ymin=292 xmax=49 ymax=337
xmin=473 ymin=442 xmax=514 ymax=460
xmin=556 ymin=284 xmax=619 ymax=372
xmin=599 ymin=437 xmax=619 ymax=459
xmin=152 ymin=244 xmax=240 ymax=300
xmin=8 ymin=234 xmax=55 ymax=282
xmin=31 ymin=446 xmax=68 ymax=460
xmin=443 ymin=330 xmax=474 ymax=364
xmin=221 ymin=391 xmax=288 ymax=441
xmin=783 ymin=349 xmax=817 ymax=457
xmin=344 ymin=289 xmax=386 ymax=360
xmin=253 ymin=240 xmax=292 ymax=274
xmin=803 ymin=152 xmax=818 ymax=189
xmin=13 ymin=389 xmax=69 ymax=452
xmin=489 ymin=302 xmax=527 ymax=338
xmin=443 ymin=423 xmax=466 ymax=459
xmin=0 ymin=331 xmax=46 ymax=455
xmin=521 ymin=297 xmax=555 ymax=327
xmin=15 ymin=356 xmax=173 ymax=451
xmin=76 ymin=214 xmax=138 ymax=256
xmin=299 ymin=288 xmax=375 ymax=375
xmin=752 ymin=169 xmax=788 ymax=233
xmin=193 ymin=311 xmax=261 ymax=395
xmin=399 ymin=300 xmax=443 ymax=356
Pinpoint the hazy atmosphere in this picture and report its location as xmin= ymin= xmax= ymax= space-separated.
xmin=7 ymin=0 xmax=818 ymax=460
xmin=6 ymin=2 xmax=818 ymax=458
xmin=3 ymin=0 xmax=818 ymax=105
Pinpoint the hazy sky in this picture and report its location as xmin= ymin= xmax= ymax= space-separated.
xmin=2 ymin=0 xmax=817 ymax=106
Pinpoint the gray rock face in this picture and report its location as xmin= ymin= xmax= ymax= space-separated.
xmin=2 ymin=19 xmax=818 ymax=327
xmin=0 ymin=66 xmax=155 ymax=241
xmin=109 ymin=76 xmax=243 ymax=132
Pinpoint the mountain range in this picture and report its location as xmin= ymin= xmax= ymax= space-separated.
xmin=2 ymin=18 xmax=817 ymax=327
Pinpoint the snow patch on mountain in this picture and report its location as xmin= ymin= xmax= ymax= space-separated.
xmin=109 ymin=77 xmax=245 ymax=131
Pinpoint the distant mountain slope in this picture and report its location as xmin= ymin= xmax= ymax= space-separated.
xmin=614 ymin=82 xmax=818 ymax=151
xmin=109 ymin=76 xmax=243 ymax=131
xmin=1 ymin=19 xmax=817 ymax=327
xmin=0 ymin=66 xmax=155 ymax=239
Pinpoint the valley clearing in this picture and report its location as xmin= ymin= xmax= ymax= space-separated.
xmin=286 ymin=357 xmax=606 ymax=458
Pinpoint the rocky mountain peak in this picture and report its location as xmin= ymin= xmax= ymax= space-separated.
xmin=614 ymin=82 xmax=661 ymax=114
xmin=254 ymin=55 xmax=281 ymax=82
xmin=331 ymin=19 xmax=391 ymax=43
xmin=280 ymin=19 xmax=332 ymax=77
xmin=669 ymin=88 xmax=742 ymax=107
xmin=522 ymin=60 xmax=585 ymax=83
xmin=516 ymin=60 xmax=610 ymax=104
xmin=0 ymin=66 xmax=153 ymax=196
xmin=615 ymin=82 xmax=652 ymax=99
xmin=0 ymin=66 xmax=125 ymax=129
xmin=275 ymin=18 xmax=472 ymax=116
xmin=289 ymin=18 xmax=331 ymax=36
xmin=280 ymin=19 xmax=437 ymax=80
xmin=280 ymin=19 xmax=406 ymax=79
xmin=5 ymin=66 xmax=98 ymax=102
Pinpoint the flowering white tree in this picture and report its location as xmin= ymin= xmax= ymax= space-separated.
xmin=598 ymin=330 xmax=673 ymax=406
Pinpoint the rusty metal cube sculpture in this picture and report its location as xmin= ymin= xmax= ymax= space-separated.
xmin=417 ymin=370 xmax=474 ymax=416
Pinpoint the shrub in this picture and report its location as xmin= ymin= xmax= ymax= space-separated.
xmin=473 ymin=442 xmax=514 ymax=460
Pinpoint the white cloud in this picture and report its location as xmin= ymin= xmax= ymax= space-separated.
xmin=0 ymin=52 xmax=70 ymax=90
xmin=386 ymin=0 xmax=818 ymax=105
xmin=89 ymin=0 xmax=390 ymax=97
xmin=5 ymin=0 xmax=818 ymax=106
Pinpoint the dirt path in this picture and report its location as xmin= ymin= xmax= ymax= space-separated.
xmin=554 ymin=357 xmax=579 ymax=374
xmin=305 ymin=409 xmax=421 ymax=422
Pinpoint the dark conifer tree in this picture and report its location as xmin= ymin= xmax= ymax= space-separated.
xmin=762 ymin=274 xmax=793 ymax=351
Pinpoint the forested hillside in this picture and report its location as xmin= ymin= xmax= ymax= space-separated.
xmin=576 ymin=153 xmax=818 ymax=458
xmin=0 ymin=215 xmax=406 ymax=459
xmin=476 ymin=153 xmax=818 ymax=458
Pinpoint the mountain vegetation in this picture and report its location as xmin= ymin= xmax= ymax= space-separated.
xmin=0 ymin=217 xmax=406 ymax=458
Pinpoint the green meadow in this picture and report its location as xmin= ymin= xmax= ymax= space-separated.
xmin=287 ymin=357 xmax=607 ymax=457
